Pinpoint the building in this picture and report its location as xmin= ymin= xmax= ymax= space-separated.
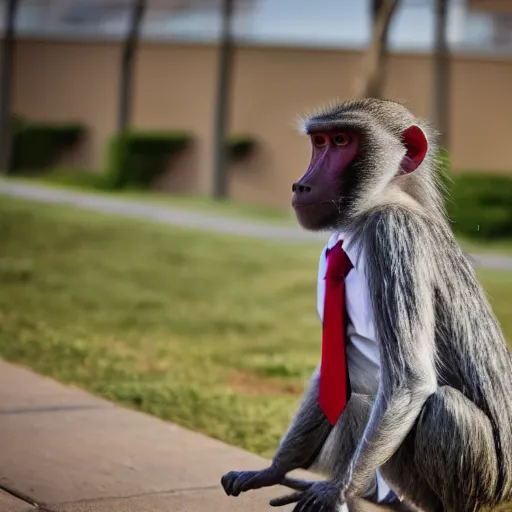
xmin=467 ymin=0 xmax=512 ymax=53
xmin=5 ymin=0 xmax=512 ymax=207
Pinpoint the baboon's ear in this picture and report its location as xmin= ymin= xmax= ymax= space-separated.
xmin=400 ymin=125 xmax=428 ymax=174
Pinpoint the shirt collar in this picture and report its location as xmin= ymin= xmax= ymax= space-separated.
xmin=325 ymin=230 xmax=363 ymax=271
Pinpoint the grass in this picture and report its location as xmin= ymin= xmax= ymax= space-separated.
xmin=0 ymin=197 xmax=511 ymax=461
xmin=0 ymin=196 xmax=320 ymax=457
xmin=3 ymin=169 xmax=296 ymax=225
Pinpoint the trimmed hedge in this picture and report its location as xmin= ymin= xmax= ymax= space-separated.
xmin=105 ymin=130 xmax=192 ymax=189
xmin=432 ymin=149 xmax=512 ymax=240
xmin=32 ymin=167 xmax=111 ymax=191
xmin=10 ymin=119 xmax=86 ymax=172
xmin=435 ymin=148 xmax=451 ymax=195
xmin=227 ymin=135 xmax=255 ymax=161
xmin=447 ymin=173 xmax=512 ymax=240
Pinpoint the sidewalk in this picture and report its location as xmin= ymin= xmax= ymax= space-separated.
xmin=0 ymin=360 xmax=299 ymax=511
xmin=0 ymin=360 xmax=392 ymax=512
xmin=1 ymin=179 xmax=512 ymax=271
xmin=0 ymin=361 xmax=395 ymax=512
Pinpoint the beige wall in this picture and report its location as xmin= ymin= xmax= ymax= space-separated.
xmin=13 ymin=40 xmax=119 ymax=173
xmin=469 ymin=0 xmax=512 ymax=13
xmin=11 ymin=38 xmax=512 ymax=208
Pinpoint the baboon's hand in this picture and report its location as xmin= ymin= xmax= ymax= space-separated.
xmin=221 ymin=464 xmax=285 ymax=497
xmin=269 ymin=480 xmax=342 ymax=511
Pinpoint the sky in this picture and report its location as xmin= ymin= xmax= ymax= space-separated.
xmin=4 ymin=0 xmax=504 ymax=54
xmin=147 ymin=0 xmax=473 ymax=51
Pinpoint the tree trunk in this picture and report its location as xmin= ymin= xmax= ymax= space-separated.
xmin=356 ymin=0 xmax=399 ymax=98
xmin=212 ymin=0 xmax=235 ymax=200
xmin=0 ymin=0 xmax=18 ymax=173
xmin=433 ymin=0 xmax=451 ymax=150
xmin=118 ymin=0 xmax=146 ymax=133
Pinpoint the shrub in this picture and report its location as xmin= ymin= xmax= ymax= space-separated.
xmin=10 ymin=115 xmax=26 ymax=133
xmin=10 ymin=119 xmax=86 ymax=173
xmin=105 ymin=130 xmax=192 ymax=190
xmin=448 ymin=173 xmax=512 ymax=240
xmin=32 ymin=167 xmax=110 ymax=191
xmin=432 ymin=150 xmax=512 ymax=240
xmin=227 ymin=135 xmax=256 ymax=161
xmin=435 ymin=148 xmax=452 ymax=200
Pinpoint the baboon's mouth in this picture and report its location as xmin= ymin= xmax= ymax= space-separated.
xmin=292 ymin=197 xmax=338 ymax=209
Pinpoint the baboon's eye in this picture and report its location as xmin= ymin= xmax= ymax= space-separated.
xmin=312 ymin=134 xmax=328 ymax=148
xmin=332 ymin=133 xmax=350 ymax=146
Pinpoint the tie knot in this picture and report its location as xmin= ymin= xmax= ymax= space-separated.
xmin=325 ymin=240 xmax=353 ymax=279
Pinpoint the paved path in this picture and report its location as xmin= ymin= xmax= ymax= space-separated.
xmin=0 ymin=361 xmax=390 ymax=512
xmin=1 ymin=179 xmax=512 ymax=271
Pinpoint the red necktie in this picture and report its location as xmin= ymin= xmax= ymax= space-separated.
xmin=319 ymin=240 xmax=353 ymax=425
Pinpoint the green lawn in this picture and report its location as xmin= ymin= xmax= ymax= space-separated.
xmin=0 ymin=197 xmax=511 ymax=461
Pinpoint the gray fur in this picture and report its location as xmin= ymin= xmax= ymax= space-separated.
xmin=221 ymin=98 xmax=512 ymax=512
xmin=273 ymin=366 xmax=334 ymax=473
xmin=325 ymin=99 xmax=512 ymax=510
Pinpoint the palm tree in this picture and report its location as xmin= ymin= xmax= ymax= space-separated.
xmin=118 ymin=0 xmax=146 ymax=133
xmin=356 ymin=0 xmax=400 ymax=98
xmin=433 ymin=0 xmax=450 ymax=151
xmin=212 ymin=0 xmax=235 ymax=199
xmin=0 ymin=0 xmax=19 ymax=173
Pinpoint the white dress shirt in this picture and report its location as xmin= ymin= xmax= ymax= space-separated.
xmin=317 ymin=231 xmax=380 ymax=370
xmin=317 ymin=231 xmax=395 ymax=504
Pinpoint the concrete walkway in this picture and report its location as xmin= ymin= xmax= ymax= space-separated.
xmin=1 ymin=179 xmax=512 ymax=271
xmin=0 ymin=361 xmax=391 ymax=512
xmin=0 ymin=360 xmax=297 ymax=511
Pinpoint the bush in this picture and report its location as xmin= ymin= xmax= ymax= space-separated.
xmin=10 ymin=115 xmax=26 ymax=133
xmin=105 ymin=130 xmax=192 ymax=190
xmin=435 ymin=148 xmax=452 ymax=200
xmin=10 ymin=119 xmax=86 ymax=173
xmin=227 ymin=135 xmax=256 ymax=161
xmin=448 ymin=173 xmax=512 ymax=240
xmin=31 ymin=167 xmax=111 ymax=191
